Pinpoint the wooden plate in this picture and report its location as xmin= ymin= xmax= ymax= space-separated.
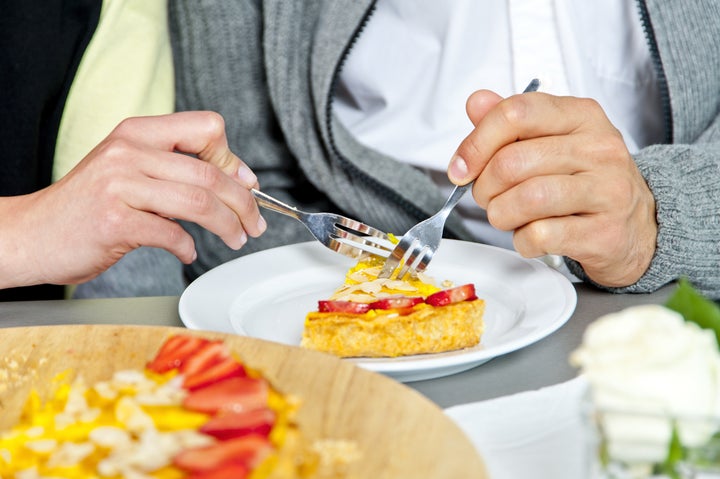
xmin=0 ymin=325 xmax=487 ymax=478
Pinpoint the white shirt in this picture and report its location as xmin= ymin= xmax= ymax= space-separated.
xmin=334 ymin=0 xmax=664 ymax=249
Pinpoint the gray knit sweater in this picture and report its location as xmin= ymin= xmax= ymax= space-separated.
xmin=76 ymin=0 xmax=720 ymax=299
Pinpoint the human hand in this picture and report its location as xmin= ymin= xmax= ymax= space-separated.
xmin=448 ymin=90 xmax=657 ymax=287
xmin=0 ymin=111 xmax=265 ymax=288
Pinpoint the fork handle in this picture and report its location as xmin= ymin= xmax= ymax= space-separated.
xmin=440 ymin=182 xmax=474 ymax=218
xmin=251 ymin=188 xmax=302 ymax=220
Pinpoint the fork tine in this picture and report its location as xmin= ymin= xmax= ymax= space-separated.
xmin=412 ymin=247 xmax=433 ymax=274
xmin=378 ymin=235 xmax=413 ymax=278
xmin=327 ymin=236 xmax=391 ymax=259
xmin=335 ymin=217 xmax=391 ymax=240
xmin=381 ymin=237 xmax=420 ymax=279
xmin=332 ymin=222 xmax=395 ymax=252
xmin=378 ymin=255 xmax=401 ymax=279
xmin=332 ymin=229 xmax=393 ymax=255
xmin=395 ymin=243 xmax=433 ymax=279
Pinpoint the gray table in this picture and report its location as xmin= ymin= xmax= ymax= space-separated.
xmin=0 ymin=283 xmax=674 ymax=408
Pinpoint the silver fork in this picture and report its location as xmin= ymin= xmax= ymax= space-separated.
xmin=251 ymin=189 xmax=394 ymax=259
xmin=378 ymin=78 xmax=541 ymax=279
xmin=378 ymin=181 xmax=473 ymax=279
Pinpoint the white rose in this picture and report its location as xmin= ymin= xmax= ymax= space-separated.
xmin=571 ymin=304 xmax=720 ymax=463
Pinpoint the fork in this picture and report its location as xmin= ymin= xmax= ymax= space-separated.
xmin=378 ymin=78 xmax=541 ymax=279
xmin=251 ymin=189 xmax=394 ymax=259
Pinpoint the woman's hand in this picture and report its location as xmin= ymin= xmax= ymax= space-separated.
xmin=448 ymin=90 xmax=657 ymax=287
xmin=0 ymin=111 xmax=265 ymax=288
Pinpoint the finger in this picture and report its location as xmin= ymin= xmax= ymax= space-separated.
xmin=474 ymin=135 xmax=583 ymax=207
xmin=511 ymin=214 xmax=615 ymax=260
xmin=486 ymin=174 xmax=602 ymax=232
xmin=126 ymin=174 xmax=259 ymax=250
xmin=512 ymin=213 xmax=636 ymax=283
xmin=449 ymin=94 xmax=603 ymax=184
xmin=110 ymin=111 xmax=258 ymax=185
xmin=93 ymin=203 xmax=198 ymax=264
xmin=122 ymin=211 xmax=199 ymax=264
xmin=132 ymin=147 xmax=266 ymax=238
xmin=465 ymin=90 xmax=503 ymax=126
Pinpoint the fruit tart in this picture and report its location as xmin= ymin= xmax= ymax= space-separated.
xmin=301 ymin=255 xmax=485 ymax=358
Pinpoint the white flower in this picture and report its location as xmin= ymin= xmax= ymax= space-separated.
xmin=571 ymin=304 xmax=720 ymax=463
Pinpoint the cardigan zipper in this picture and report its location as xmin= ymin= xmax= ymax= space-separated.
xmin=323 ymin=0 xmax=430 ymax=224
xmin=636 ymin=0 xmax=673 ymax=144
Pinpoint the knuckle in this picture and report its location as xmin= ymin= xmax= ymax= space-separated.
xmin=198 ymin=111 xmax=226 ymax=140
xmin=512 ymin=223 xmax=548 ymax=258
xmin=98 ymin=207 xmax=130 ymax=240
xmin=583 ymin=133 xmax=625 ymax=163
xmin=165 ymin=220 xmax=189 ymax=245
xmin=195 ymin=161 xmax=223 ymax=189
xmin=165 ymin=222 xmax=195 ymax=261
xmin=485 ymin=204 xmax=508 ymax=230
xmin=576 ymin=96 xmax=602 ymax=114
xmin=186 ymin=188 xmax=215 ymax=215
xmin=498 ymin=95 xmax=531 ymax=128
xmin=492 ymin=148 xmax=524 ymax=184
xmin=522 ymin=221 xmax=553 ymax=249
xmin=98 ymin=137 xmax=135 ymax=163
xmin=460 ymin=134 xmax=485 ymax=162
xmin=111 ymin=116 xmax=141 ymax=138
xmin=519 ymin=180 xmax=550 ymax=210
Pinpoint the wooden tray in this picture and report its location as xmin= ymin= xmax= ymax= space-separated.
xmin=0 ymin=325 xmax=487 ymax=478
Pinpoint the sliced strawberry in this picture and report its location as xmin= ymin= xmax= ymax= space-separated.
xmin=174 ymin=435 xmax=272 ymax=473
xmin=184 ymin=356 xmax=247 ymax=391
xmin=318 ymin=300 xmax=370 ymax=314
xmin=425 ymin=284 xmax=477 ymax=307
xmin=147 ymin=335 xmax=210 ymax=373
xmin=187 ymin=463 xmax=249 ymax=479
xmin=184 ymin=376 xmax=269 ymax=415
xmin=369 ymin=296 xmax=423 ymax=310
xmin=200 ymin=408 xmax=276 ymax=440
xmin=180 ymin=340 xmax=228 ymax=377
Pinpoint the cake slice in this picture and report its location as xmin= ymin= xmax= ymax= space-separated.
xmin=301 ymin=255 xmax=485 ymax=358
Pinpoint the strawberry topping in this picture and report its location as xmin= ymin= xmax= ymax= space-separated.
xmin=425 ymin=284 xmax=477 ymax=306
xmin=368 ymin=296 xmax=423 ymax=310
xmin=318 ymin=300 xmax=371 ymax=314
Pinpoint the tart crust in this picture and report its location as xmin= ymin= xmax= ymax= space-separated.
xmin=302 ymin=300 xmax=485 ymax=358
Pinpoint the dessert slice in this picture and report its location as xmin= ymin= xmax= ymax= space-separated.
xmin=301 ymin=255 xmax=485 ymax=358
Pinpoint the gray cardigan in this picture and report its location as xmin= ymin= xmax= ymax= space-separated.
xmin=76 ymin=0 xmax=720 ymax=299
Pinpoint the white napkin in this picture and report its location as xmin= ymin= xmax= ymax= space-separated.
xmin=445 ymin=376 xmax=589 ymax=479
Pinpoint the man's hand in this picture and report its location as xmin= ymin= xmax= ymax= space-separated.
xmin=448 ymin=90 xmax=657 ymax=287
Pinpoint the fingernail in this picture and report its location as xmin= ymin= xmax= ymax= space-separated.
xmin=448 ymin=154 xmax=469 ymax=182
xmin=237 ymin=164 xmax=257 ymax=187
xmin=237 ymin=231 xmax=248 ymax=248
xmin=257 ymin=215 xmax=267 ymax=233
xmin=192 ymin=250 xmax=198 ymax=262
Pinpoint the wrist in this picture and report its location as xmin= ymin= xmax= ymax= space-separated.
xmin=0 ymin=195 xmax=44 ymax=289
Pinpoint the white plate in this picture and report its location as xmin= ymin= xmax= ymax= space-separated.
xmin=179 ymin=240 xmax=577 ymax=382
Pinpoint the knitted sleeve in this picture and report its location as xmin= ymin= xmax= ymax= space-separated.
xmin=566 ymin=141 xmax=720 ymax=299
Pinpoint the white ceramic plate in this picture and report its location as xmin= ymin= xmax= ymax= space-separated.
xmin=179 ymin=240 xmax=577 ymax=382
